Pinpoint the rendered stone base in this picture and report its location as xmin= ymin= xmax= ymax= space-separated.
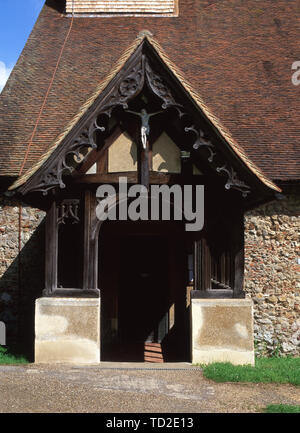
xmin=191 ymin=298 xmax=254 ymax=366
xmin=35 ymin=297 xmax=100 ymax=364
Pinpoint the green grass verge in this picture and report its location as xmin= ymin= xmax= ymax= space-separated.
xmin=0 ymin=346 xmax=28 ymax=364
xmin=264 ymin=404 xmax=300 ymax=413
xmin=201 ymin=357 xmax=300 ymax=386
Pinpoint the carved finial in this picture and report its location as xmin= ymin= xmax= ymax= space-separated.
xmin=138 ymin=30 xmax=153 ymax=39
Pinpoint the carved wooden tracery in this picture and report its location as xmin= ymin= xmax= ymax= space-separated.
xmin=20 ymin=43 xmax=251 ymax=198
xmin=57 ymin=199 xmax=80 ymax=225
xmin=29 ymin=42 xmax=256 ymax=300
xmin=25 ymin=127 xmax=101 ymax=195
xmin=216 ymin=165 xmax=251 ymax=198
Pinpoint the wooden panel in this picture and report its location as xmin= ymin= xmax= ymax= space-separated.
xmin=152 ymin=132 xmax=181 ymax=173
xmin=44 ymin=202 xmax=58 ymax=295
xmin=232 ymin=212 xmax=245 ymax=298
xmin=86 ymin=163 xmax=97 ymax=174
xmin=193 ymin=164 xmax=203 ymax=175
xmin=73 ymin=171 xmax=203 ymax=184
xmin=47 ymin=288 xmax=99 ymax=298
xmin=97 ymin=149 xmax=108 ymax=174
xmin=66 ymin=0 xmax=175 ymax=14
xmin=193 ymin=240 xmax=201 ymax=291
xmin=191 ymin=289 xmax=234 ymax=299
xmin=108 ymin=132 xmax=137 ymax=173
xmin=140 ymin=146 xmax=149 ymax=188
xmin=83 ymin=190 xmax=92 ymax=291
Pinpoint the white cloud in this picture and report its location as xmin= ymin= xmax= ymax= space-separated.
xmin=0 ymin=61 xmax=12 ymax=93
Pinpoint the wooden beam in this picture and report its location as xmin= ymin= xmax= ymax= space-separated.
xmin=43 ymin=201 xmax=58 ymax=295
xmin=83 ymin=190 xmax=92 ymax=291
xmin=140 ymin=144 xmax=150 ymax=189
xmin=76 ymin=126 xmax=121 ymax=175
xmin=72 ymin=172 xmax=204 ymax=185
xmin=232 ymin=212 xmax=245 ymax=298
xmin=46 ymin=288 xmax=99 ymax=298
xmin=193 ymin=240 xmax=201 ymax=290
xmin=191 ymin=289 xmax=234 ymax=299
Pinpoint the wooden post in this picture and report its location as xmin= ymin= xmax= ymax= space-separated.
xmin=83 ymin=190 xmax=102 ymax=293
xmin=91 ymin=194 xmax=100 ymax=292
xmin=139 ymin=141 xmax=150 ymax=189
xmin=193 ymin=240 xmax=202 ymax=290
xmin=44 ymin=201 xmax=58 ymax=295
xmin=232 ymin=212 xmax=245 ymax=298
xmin=83 ymin=189 xmax=92 ymax=291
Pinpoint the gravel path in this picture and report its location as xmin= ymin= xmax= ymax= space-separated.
xmin=0 ymin=364 xmax=299 ymax=413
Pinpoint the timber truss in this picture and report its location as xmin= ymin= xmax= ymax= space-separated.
xmin=18 ymin=39 xmax=254 ymax=198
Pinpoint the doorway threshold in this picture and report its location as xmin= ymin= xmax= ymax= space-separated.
xmin=71 ymin=362 xmax=202 ymax=371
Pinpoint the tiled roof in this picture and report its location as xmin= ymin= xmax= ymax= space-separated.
xmin=9 ymin=33 xmax=280 ymax=192
xmin=66 ymin=0 xmax=175 ymax=14
xmin=0 ymin=0 xmax=299 ymax=181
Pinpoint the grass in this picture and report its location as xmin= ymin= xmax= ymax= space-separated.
xmin=264 ymin=404 xmax=300 ymax=413
xmin=0 ymin=346 xmax=28 ymax=364
xmin=201 ymin=357 xmax=300 ymax=386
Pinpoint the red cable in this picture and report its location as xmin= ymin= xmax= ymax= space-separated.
xmin=16 ymin=3 xmax=74 ymax=345
xmin=18 ymin=8 xmax=74 ymax=177
xmin=17 ymin=2 xmax=74 ymax=248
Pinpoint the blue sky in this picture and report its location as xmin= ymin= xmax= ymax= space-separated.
xmin=0 ymin=0 xmax=45 ymax=91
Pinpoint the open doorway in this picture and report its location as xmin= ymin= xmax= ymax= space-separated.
xmin=99 ymin=220 xmax=190 ymax=362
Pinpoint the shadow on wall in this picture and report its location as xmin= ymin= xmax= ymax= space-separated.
xmin=0 ymin=220 xmax=45 ymax=362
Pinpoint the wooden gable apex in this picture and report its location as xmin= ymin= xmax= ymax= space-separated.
xmin=9 ymin=34 xmax=280 ymax=201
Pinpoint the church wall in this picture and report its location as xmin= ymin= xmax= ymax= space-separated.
xmin=244 ymin=194 xmax=300 ymax=357
xmin=0 ymin=196 xmax=45 ymax=357
xmin=0 ymin=194 xmax=299 ymax=358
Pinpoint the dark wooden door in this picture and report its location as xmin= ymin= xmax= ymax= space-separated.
xmin=118 ymin=235 xmax=168 ymax=344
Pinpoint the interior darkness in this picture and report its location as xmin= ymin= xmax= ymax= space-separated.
xmin=57 ymin=216 xmax=83 ymax=289
xmin=99 ymin=220 xmax=190 ymax=362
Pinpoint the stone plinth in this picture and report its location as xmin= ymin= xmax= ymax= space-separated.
xmin=191 ymin=298 xmax=254 ymax=365
xmin=35 ymin=297 xmax=100 ymax=364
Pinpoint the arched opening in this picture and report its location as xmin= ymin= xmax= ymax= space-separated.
xmin=99 ymin=219 xmax=191 ymax=362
